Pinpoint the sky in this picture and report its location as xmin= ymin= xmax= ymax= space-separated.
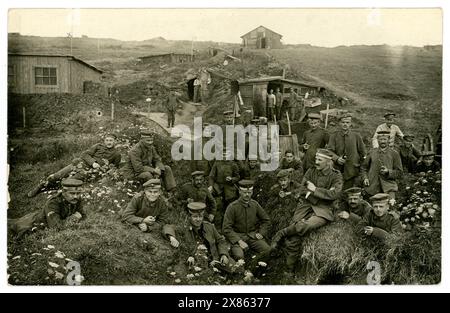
xmin=7 ymin=8 xmax=443 ymax=47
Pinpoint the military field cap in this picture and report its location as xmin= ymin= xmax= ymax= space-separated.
xmin=248 ymin=154 xmax=258 ymax=161
xmin=308 ymin=113 xmax=321 ymax=120
xmin=377 ymin=130 xmax=391 ymax=136
xmin=223 ymin=110 xmax=234 ymax=116
xmin=339 ymin=112 xmax=352 ymax=120
xmin=191 ymin=170 xmax=205 ymax=177
xmin=403 ymin=135 xmax=415 ymax=142
xmin=202 ymin=123 xmax=210 ymax=128
xmin=277 ymin=169 xmax=291 ymax=179
xmin=422 ymin=150 xmax=436 ymax=157
xmin=62 ymin=178 xmax=83 ymax=192
xmin=187 ymin=202 xmax=206 ymax=213
xmin=370 ymin=193 xmax=390 ymax=202
xmin=105 ymin=133 xmax=117 ymax=139
xmin=238 ymin=180 xmax=254 ymax=190
xmin=143 ymin=178 xmax=161 ymax=189
xmin=316 ymin=148 xmax=334 ymax=160
xmin=140 ymin=129 xmax=154 ymax=137
xmin=344 ymin=187 xmax=362 ymax=196
xmin=384 ymin=113 xmax=396 ymax=118
xmin=250 ymin=118 xmax=260 ymax=124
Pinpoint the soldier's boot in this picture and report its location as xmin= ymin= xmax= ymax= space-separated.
xmin=271 ymin=224 xmax=297 ymax=249
xmin=27 ymin=181 xmax=46 ymax=198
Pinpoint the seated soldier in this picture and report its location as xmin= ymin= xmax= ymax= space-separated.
xmin=357 ymin=193 xmax=403 ymax=241
xmin=415 ymin=151 xmax=441 ymax=173
xmin=177 ymin=171 xmax=217 ymax=222
xmin=121 ymin=130 xmax=176 ymax=191
xmin=9 ymin=179 xmax=86 ymax=237
xmin=271 ymin=149 xmax=343 ymax=275
xmin=222 ymin=180 xmax=271 ymax=261
xmin=27 ymin=133 xmax=121 ymax=197
xmin=279 ymin=150 xmax=304 ymax=182
xmin=337 ymin=187 xmax=371 ymax=223
xmin=121 ymin=179 xmax=179 ymax=248
xmin=269 ymin=169 xmax=302 ymax=201
xmin=166 ymin=202 xmax=233 ymax=273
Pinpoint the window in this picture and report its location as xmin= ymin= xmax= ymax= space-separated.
xmin=8 ymin=65 xmax=15 ymax=86
xmin=35 ymin=67 xmax=57 ymax=85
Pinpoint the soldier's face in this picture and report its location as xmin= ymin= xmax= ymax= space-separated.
xmin=190 ymin=212 xmax=204 ymax=228
xmin=285 ymin=153 xmax=294 ymax=163
xmin=249 ymin=160 xmax=258 ymax=168
xmin=225 ymin=116 xmax=234 ymax=124
xmin=315 ymin=155 xmax=330 ymax=170
xmin=385 ymin=116 xmax=394 ymax=127
xmin=62 ymin=190 xmax=81 ymax=204
xmin=347 ymin=194 xmax=361 ymax=208
xmin=279 ymin=177 xmax=290 ymax=189
xmin=104 ymin=137 xmax=116 ymax=148
xmin=340 ymin=118 xmax=352 ymax=131
xmin=270 ymin=90 xmax=274 ymax=94
xmin=372 ymin=201 xmax=389 ymax=217
xmin=378 ymin=136 xmax=389 ymax=148
xmin=193 ymin=176 xmax=204 ymax=187
xmin=239 ymin=188 xmax=253 ymax=202
xmin=309 ymin=119 xmax=320 ymax=129
xmin=141 ymin=136 xmax=154 ymax=147
xmin=145 ymin=189 xmax=160 ymax=202
xmin=424 ymin=156 xmax=435 ymax=166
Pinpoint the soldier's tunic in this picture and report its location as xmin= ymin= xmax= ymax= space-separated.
xmin=284 ymin=166 xmax=343 ymax=268
xmin=240 ymin=162 xmax=262 ymax=181
xmin=279 ymin=157 xmax=304 ymax=183
xmin=337 ymin=200 xmax=371 ymax=223
xmin=222 ymin=198 xmax=271 ymax=260
xmin=121 ymin=192 xmax=174 ymax=236
xmin=327 ymin=130 xmax=366 ymax=189
xmin=9 ymin=192 xmax=86 ymax=236
xmin=268 ymin=181 xmax=302 ymax=200
xmin=415 ymin=161 xmax=441 ymax=173
xmin=177 ymin=182 xmax=217 ymax=216
xmin=357 ymin=210 xmax=403 ymax=240
xmin=361 ymin=147 xmax=403 ymax=198
xmin=398 ymin=143 xmax=421 ymax=173
xmin=122 ymin=141 xmax=176 ymax=190
xmin=209 ymin=161 xmax=240 ymax=202
xmin=301 ymin=127 xmax=329 ymax=170
xmin=166 ymin=92 xmax=179 ymax=128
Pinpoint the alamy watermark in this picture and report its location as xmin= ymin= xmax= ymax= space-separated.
xmin=170 ymin=117 xmax=280 ymax=171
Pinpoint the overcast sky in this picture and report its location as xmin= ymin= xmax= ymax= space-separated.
xmin=8 ymin=8 xmax=442 ymax=47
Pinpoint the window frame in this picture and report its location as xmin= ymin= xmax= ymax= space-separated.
xmin=34 ymin=66 xmax=58 ymax=86
xmin=8 ymin=64 xmax=15 ymax=86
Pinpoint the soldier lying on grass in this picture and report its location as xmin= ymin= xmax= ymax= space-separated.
xmin=121 ymin=179 xmax=179 ymax=248
xmin=10 ymin=179 xmax=87 ymax=237
xmin=336 ymin=187 xmax=371 ymax=223
xmin=27 ymin=133 xmax=121 ymax=198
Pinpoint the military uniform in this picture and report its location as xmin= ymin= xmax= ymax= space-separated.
xmin=398 ymin=135 xmax=421 ymax=173
xmin=122 ymin=140 xmax=176 ymax=190
xmin=222 ymin=196 xmax=271 ymax=260
xmin=166 ymin=91 xmax=179 ymax=128
xmin=361 ymin=147 xmax=403 ymax=198
xmin=269 ymin=180 xmax=302 ymax=201
xmin=81 ymin=143 xmax=121 ymax=168
xmin=337 ymin=199 xmax=371 ymax=223
xmin=327 ymin=129 xmax=366 ymax=189
xmin=357 ymin=210 xmax=403 ymax=240
xmin=415 ymin=160 xmax=441 ymax=173
xmin=301 ymin=127 xmax=329 ymax=170
xmin=178 ymin=182 xmax=217 ymax=217
xmin=240 ymin=161 xmax=262 ymax=181
xmin=279 ymin=157 xmax=304 ymax=183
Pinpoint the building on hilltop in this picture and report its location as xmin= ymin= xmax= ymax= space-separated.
xmin=240 ymin=26 xmax=283 ymax=49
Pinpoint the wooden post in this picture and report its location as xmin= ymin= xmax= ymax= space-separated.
xmin=22 ymin=106 xmax=26 ymax=128
xmin=111 ymin=101 xmax=115 ymax=121
xmin=286 ymin=111 xmax=291 ymax=135
xmin=324 ymin=102 xmax=330 ymax=129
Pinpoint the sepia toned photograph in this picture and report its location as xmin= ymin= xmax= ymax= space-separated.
xmin=6 ymin=8 xmax=442 ymax=286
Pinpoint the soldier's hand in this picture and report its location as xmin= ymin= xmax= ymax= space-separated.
xmin=337 ymin=157 xmax=346 ymax=165
xmin=364 ymin=226 xmax=374 ymax=236
xmin=363 ymin=178 xmax=370 ymax=186
xmin=72 ymin=212 xmax=83 ymax=220
xmin=187 ymin=256 xmax=195 ymax=266
xmin=303 ymin=143 xmax=310 ymax=150
xmin=169 ymin=236 xmax=180 ymax=248
xmin=238 ymin=240 xmax=249 ymax=250
xmin=338 ymin=211 xmax=350 ymax=219
xmin=306 ymin=181 xmax=316 ymax=192
xmin=226 ymin=176 xmax=232 ymax=182
xmin=255 ymin=233 xmax=264 ymax=240
xmin=138 ymin=223 xmax=148 ymax=232
xmin=153 ymin=168 xmax=162 ymax=176
xmin=208 ymin=186 xmax=213 ymax=193
xmin=380 ymin=166 xmax=389 ymax=175
xmin=92 ymin=162 xmax=101 ymax=169
xmin=208 ymin=214 xmax=215 ymax=222
xmin=279 ymin=191 xmax=286 ymax=198
xmin=143 ymin=216 xmax=156 ymax=225
xmin=220 ymin=255 xmax=229 ymax=265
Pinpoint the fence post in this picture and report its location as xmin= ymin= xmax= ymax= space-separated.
xmin=111 ymin=101 xmax=115 ymax=121
xmin=23 ymin=106 xmax=26 ymax=128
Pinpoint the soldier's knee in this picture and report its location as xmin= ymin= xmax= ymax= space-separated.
xmin=231 ymin=246 xmax=245 ymax=260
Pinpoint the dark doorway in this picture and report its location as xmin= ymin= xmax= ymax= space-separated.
xmin=187 ymin=78 xmax=195 ymax=101
xmin=261 ymin=37 xmax=266 ymax=49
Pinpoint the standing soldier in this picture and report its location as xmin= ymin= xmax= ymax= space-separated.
xmin=275 ymin=87 xmax=283 ymax=120
xmin=372 ymin=113 xmax=404 ymax=149
xmin=399 ymin=135 xmax=422 ymax=173
xmin=287 ymin=88 xmax=300 ymax=121
xmin=361 ymin=131 xmax=403 ymax=200
xmin=121 ymin=179 xmax=179 ymax=248
xmin=222 ymin=180 xmax=271 ymax=261
xmin=122 ymin=130 xmax=177 ymax=191
xmin=208 ymin=150 xmax=241 ymax=227
xmin=336 ymin=187 xmax=371 ymax=223
xmin=10 ymin=179 xmax=86 ymax=237
xmin=301 ymin=113 xmax=329 ymax=171
xmin=199 ymin=67 xmax=211 ymax=104
xmin=327 ymin=113 xmax=366 ymax=189
xmin=27 ymin=133 xmax=121 ymax=198
xmin=166 ymin=89 xmax=181 ymax=128
xmin=193 ymin=78 xmax=201 ymax=103
xmin=271 ymin=149 xmax=343 ymax=275
xmin=267 ymin=89 xmax=276 ymax=121
xmin=178 ymin=171 xmax=217 ymax=223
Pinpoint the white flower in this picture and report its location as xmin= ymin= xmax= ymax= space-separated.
xmin=74 ymin=275 xmax=85 ymax=283
xmin=48 ymin=262 xmax=59 ymax=268
xmin=170 ymin=272 xmax=177 ymax=276
xmin=258 ymin=261 xmax=267 ymax=267
xmin=54 ymin=251 xmax=65 ymax=259
xmin=197 ymin=244 xmax=208 ymax=250
xmin=175 ymin=279 xmax=181 ymax=283
xmin=194 ymin=266 xmax=202 ymax=272
xmin=186 ymin=274 xmax=195 ymax=279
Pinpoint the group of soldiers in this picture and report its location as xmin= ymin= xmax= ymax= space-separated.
xmin=259 ymin=87 xmax=307 ymax=122
xmin=9 ymin=109 xmax=441 ymax=279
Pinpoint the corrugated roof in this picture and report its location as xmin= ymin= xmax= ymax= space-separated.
xmin=238 ymin=76 xmax=323 ymax=88
xmin=8 ymin=53 xmax=103 ymax=73
xmin=240 ymin=25 xmax=283 ymax=39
